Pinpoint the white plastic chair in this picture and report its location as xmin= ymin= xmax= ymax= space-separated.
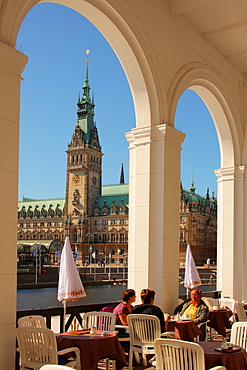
xmin=219 ymin=297 xmax=236 ymax=310
xmin=127 ymin=314 xmax=161 ymax=369
xmin=202 ymin=297 xmax=216 ymax=310
xmin=18 ymin=315 xmax=47 ymax=328
xmin=40 ymin=366 xmax=73 ymax=370
xmin=82 ymin=311 xmax=116 ymax=370
xmin=235 ymin=301 xmax=247 ymax=321
xmin=154 ymin=338 xmax=227 ymax=370
xmin=16 ymin=326 xmax=81 ymax=370
xmin=230 ymin=321 xmax=247 ymax=351
xmin=219 ymin=297 xmax=236 ymax=326
xmin=82 ymin=311 xmax=116 ymax=331
xmin=195 ymin=321 xmax=209 ymax=342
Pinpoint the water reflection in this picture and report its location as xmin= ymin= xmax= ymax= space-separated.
xmin=17 ymin=284 xmax=125 ymax=310
xmin=17 ymin=283 xmax=216 ymax=311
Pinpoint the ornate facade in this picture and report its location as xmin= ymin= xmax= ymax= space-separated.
xmin=17 ymin=62 xmax=217 ymax=266
xmin=179 ymin=182 xmax=217 ymax=265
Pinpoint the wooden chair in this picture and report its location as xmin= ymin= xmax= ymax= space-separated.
xmin=16 ymin=326 xmax=81 ymax=370
xmin=154 ymin=338 xmax=226 ymax=370
xmin=230 ymin=321 xmax=247 ymax=351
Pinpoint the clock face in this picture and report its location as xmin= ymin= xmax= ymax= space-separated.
xmin=72 ymin=175 xmax=81 ymax=185
xmin=92 ymin=176 xmax=98 ymax=185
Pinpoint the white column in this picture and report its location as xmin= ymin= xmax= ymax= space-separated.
xmin=126 ymin=124 xmax=185 ymax=313
xmin=215 ymin=166 xmax=246 ymax=300
xmin=0 ymin=41 xmax=27 ymax=368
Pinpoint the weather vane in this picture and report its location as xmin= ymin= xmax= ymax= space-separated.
xmin=86 ymin=49 xmax=90 ymax=63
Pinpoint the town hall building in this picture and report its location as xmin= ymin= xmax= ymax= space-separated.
xmin=17 ymin=62 xmax=217 ymax=267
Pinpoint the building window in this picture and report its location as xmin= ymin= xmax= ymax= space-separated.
xmin=120 ymin=233 xmax=125 ymax=242
xmin=102 ymin=220 xmax=108 ymax=225
xmin=102 ymin=234 xmax=107 ymax=242
xmin=94 ymin=234 xmax=98 ymax=242
xmin=111 ymin=220 xmax=116 ymax=225
xmin=120 ymin=219 xmax=125 ymax=225
xmin=111 ymin=234 xmax=116 ymax=242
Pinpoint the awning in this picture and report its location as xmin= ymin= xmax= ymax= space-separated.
xmin=17 ymin=239 xmax=63 ymax=253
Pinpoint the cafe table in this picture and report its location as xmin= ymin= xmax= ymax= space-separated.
xmin=57 ymin=329 xmax=126 ymax=370
xmin=167 ymin=319 xmax=202 ymax=342
xmin=198 ymin=341 xmax=247 ymax=370
xmin=208 ymin=309 xmax=232 ymax=337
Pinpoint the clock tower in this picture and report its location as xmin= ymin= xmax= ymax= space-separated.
xmin=64 ymin=55 xmax=103 ymax=243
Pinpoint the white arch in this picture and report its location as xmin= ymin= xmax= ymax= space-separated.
xmin=0 ymin=0 xmax=168 ymax=128
xmin=167 ymin=63 xmax=247 ymax=299
xmin=168 ymin=63 xmax=243 ymax=169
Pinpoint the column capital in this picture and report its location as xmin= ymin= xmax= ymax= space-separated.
xmin=0 ymin=41 xmax=27 ymax=79
xmin=215 ymin=165 xmax=247 ymax=181
xmin=125 ymin=123 xmax=185 ymax=148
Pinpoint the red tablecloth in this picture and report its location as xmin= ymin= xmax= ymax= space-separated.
xmin=199 ymin=341 xmax=247 ymax=370
xmin=208 ymin=309 xmax=232 ymax=337
xmin=57 ymin=330 xmax=126 ymax=370
xmin=167 ymin=320 xmax=202 ymax=342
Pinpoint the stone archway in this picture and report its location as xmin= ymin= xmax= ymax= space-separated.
xmin=168 ymin=63 xmax=245 ymax=300
xmin=0 ymin=2 xmax=168 ymax=368
xmin=1 ymin=2 xmax=247 ymax=368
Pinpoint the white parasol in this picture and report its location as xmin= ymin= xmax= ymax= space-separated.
xmin=57 ymin=236 xmax=86 ymax=331
xmin=184 ymin=244 xmax=202 ymax=297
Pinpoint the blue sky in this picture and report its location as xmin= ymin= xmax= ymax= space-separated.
xmin=17 ymin=3 xmax=220 ymax=201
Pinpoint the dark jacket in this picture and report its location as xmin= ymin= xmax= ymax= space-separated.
xmin=179 ymin=299 xmax=208 ymax=324
xmin=131 ymin=303 xmax=164 ymax=331
xmin=174 ymin=299 xmax=208 ymax=340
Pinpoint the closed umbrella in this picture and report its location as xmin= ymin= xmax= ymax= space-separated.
xmin=57 ymin=236 xmax=86 ymax=331
xmin=184 ymin=244 xmax=202 ymax=298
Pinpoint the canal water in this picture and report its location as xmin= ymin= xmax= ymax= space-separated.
xmin=17 ymin=284 xmax=216 ymax=311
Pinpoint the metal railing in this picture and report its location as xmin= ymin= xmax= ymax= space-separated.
xmin=16 ymin=301 xmax=120 ymax=333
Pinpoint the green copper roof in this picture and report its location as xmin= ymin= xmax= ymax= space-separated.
xmin=18 ymin=198 xmax=65 ymax=218
xmin=94 ymin=184 xmax=129 ymax=214
xmin=102 ymin=184 xmax=129 ymax=196
xmin=182 ymin=188 xmax=217 ymax=210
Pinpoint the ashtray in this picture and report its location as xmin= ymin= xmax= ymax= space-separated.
xmin=214 ymin=346 xmax=241 ymax=353
xmin=101 ymin=331 xmax=111 ymax=336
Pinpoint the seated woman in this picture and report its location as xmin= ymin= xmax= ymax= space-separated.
xmin=113 ymin=288 xmax=136 ymax=327
xmin=131 ymin=288 xmax=165 ymax=331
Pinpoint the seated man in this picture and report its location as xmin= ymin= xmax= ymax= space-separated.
xmin=174 ymin=288 xmax=208 ymax=340
xmin=131 ymin=288 xmax=165 ymax=331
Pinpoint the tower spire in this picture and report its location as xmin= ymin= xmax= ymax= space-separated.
xmin=189 ymin=169 xmax=196 ymax=194
xmin=76 ymin=49 xmax=96 ymax=144
xmin=120 ymin=162 xmax=125 ymax=184
xmin=82 ymin=49 xmax=91 ymax=101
